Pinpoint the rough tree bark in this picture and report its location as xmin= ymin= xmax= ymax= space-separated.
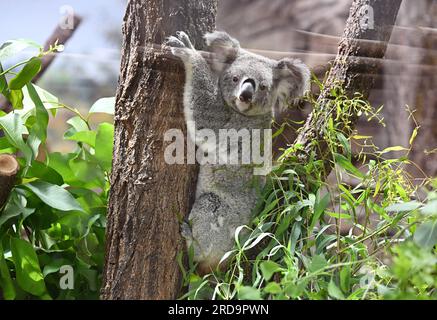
xmin=295 ymin=0 xmax=403 ymax=176
xmin=101 ymin=0 xmax=217 ymax=300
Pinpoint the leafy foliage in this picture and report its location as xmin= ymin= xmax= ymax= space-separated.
xmin=0 ymin=40 xmax=114 ymax=299
xmin=1 ymin=38 xmax=435 ymax=301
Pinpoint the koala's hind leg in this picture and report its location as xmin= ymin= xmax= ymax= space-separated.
xmin=188 ymin=192 xmax=238 ymax=273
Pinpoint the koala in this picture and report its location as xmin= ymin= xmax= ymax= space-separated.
xmin=164 ymin=31 xmax=310 ymax=274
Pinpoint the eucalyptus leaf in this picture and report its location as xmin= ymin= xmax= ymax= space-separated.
xmin=334 ymin=153 xmax=364 ymax=178
xmin=386 ymin=201 xmax=421 ymax=213
xmin=328 ymin=280 xmax=345 ymax=300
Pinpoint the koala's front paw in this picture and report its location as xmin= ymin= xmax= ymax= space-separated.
xmin=164 ymin=31 xmax=195 ymax=60
xmin=175 ymin=31 xmax=194 ymax=49
xmin=164 ymin=36 xmax=186 ymax=48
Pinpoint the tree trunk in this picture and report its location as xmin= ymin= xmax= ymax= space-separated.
xmin=101 ymin=0 xmax=217 ymax=300
xmin=295 ymin=0 xmax=403 ymax=176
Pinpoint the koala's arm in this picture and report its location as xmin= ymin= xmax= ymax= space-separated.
xmin=165 ymin=30 xmax=239 ymax=72
xmin=164 ymin=31 xmax=237 ymax=137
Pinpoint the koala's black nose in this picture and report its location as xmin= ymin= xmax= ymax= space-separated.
xmin=239 ymin=79 xmax=255 ymax=103
xmin=239 ymin=90 xmax=253 ymax=103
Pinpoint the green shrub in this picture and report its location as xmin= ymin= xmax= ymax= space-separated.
xmin=0 ymin=40 xmax=114 ymax=299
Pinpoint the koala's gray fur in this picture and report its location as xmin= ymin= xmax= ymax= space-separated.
xmin=164 ymin=31 xmax=310 ymax=274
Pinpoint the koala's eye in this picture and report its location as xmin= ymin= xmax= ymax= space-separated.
xmin=232 ymin=76 xmax=239 ymax=83
xmin=260 ymin=83 xmax=267 ymax=91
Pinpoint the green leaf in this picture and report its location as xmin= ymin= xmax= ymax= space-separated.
xmin=409 ymin=127 xmax=419 ymax=146
xmin=48 ymin=152 xmax=77 ymax=184
xmin=66 ymin=116 xmax=89 ymax=134
xmin=26 ymin=83 xmax=49 ymax=143
xmin=25 ymin=180 xmax=84 ymax=212
xmin=326 ymin=212 xmax=351 ymax=219
xmin=310 ymin=192 xmax=330 ymax=232
xmin=69 ymin=155 xmax=105 ymax=188
xmin=0 ymin=112 xmax=33 ymax=166
xmin=42 ymin=259 xmax=69 ymax=277
xmin=0 ymin=192 xmax=35 ymax=228
xmin=334 ymin=153 xmax=364 ymax=178
xmin=22 ymin=83 xmax=59 ymax=116
xmin=26 ymin=160 xmax=64 ymax=185
xmin=315 ymin=235 xmax=336 ymax=255
xmin=308 ymin=255 xmax=327 ymax=274
xmin=336 ymin=132 xmax=351 ymax=158
xmin=421 ymin=201 xmax=437 ymax=216
xmin=66 ymin=130 xmax=96 ymax=147
xmin=23 ymin=84 xmax=60 ymax=113
xmin=23 ymin=83 xmax=49 ymax=162
xmin=379 ymin=146 xmax=409 ymax=155
xmin=89 ymin=97 xmax=115 ymax=115
xmin=238 ymin=286 xmax=262 ymax=300
xmin=386 ymin=201 xmax=421 ymax=213
xmin=95 ymin=123 xmax=114 ymax=172
xmin=0 ymin=136 xmax=15 ymax=153
xmin=0 ymin=62 xmax=7 ymax=93
xmin=414 ymin=221 xmax=437 ymax=250
xmin=328 ymin=280 xmax=345 ymax=300
xmin=260 ymin=260 xmax=281 ymax=281
xmin=0 ymin=243 xmax=16 ymax=300
xmin=264 ymin=282 xmax=282 ymax=294
xmin=9 ymin=57 xmax=41 ymax=90
xmin=9 ymin=89 xmax=24 ymax=109
xmin=0 ymin=39 xmax=41 ymax=61
xmin=10 ymin=237 xmax=48 ymax=297
xmin=340 ymin=266 xmax=351 ymax=292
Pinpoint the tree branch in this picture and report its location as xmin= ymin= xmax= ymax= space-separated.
xmin=294 ymin=0 xmax=403 ymax=177
xmin=0 ymin=154 xmax=19 ymax=209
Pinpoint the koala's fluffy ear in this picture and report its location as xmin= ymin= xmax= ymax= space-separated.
xmin=274 ymin=58 xmax=311 ymax=110
xmin=204 ymin=31 xmax=240 ymax=73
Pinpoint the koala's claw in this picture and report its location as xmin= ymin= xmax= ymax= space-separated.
xmin=164 ymin=36 xmax=185 ymax=48
xmin=164 ymin=32 xmax=195 ymax=60
xmin=176 ymin=31 xmax=195 ymax=49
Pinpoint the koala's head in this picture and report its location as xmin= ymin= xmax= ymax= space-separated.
xmin=205 ymin=31 xmax=310 ymax=117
